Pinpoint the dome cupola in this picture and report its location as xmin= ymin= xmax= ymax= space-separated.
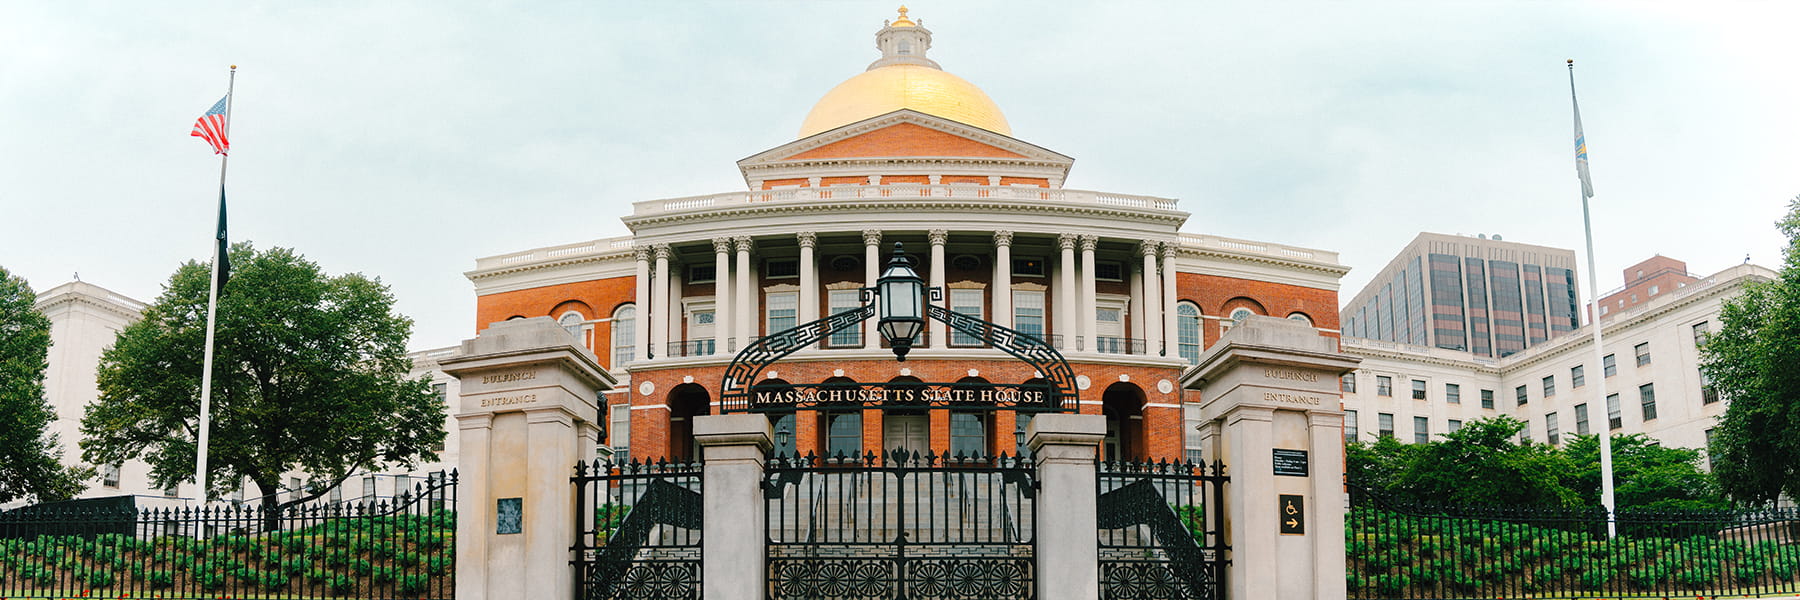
xmin=797 ymin=7 xmax=1012 ymax=138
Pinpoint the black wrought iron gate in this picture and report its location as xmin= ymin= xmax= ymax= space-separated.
xmin=572 ymin=459 xmax=704 ymax=600
xmin=764 ymin=450 xmax=1037 ymax=599
xmin=1097 ymin=459 xmax=1230 ymax=600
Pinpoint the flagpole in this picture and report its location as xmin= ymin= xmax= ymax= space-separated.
xmin=195 ymin=65 xmax=235 ymax=505
xmin=1569 ymin=58 xmax=1617 ymax=538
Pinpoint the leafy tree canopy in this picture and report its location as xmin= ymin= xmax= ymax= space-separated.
xmin=1702 ymin=196 xmax=1800 ymax=506
xmin=80 ymin=244 xmax=444 ymax=510
xmin=1561 ymin=433 xmax=1730 ymax=511
xmin=0 ymin=266 xmax=88 ymax=504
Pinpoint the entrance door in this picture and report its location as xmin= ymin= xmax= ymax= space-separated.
xmin=884 ymin=414 xmax=929 ymax=455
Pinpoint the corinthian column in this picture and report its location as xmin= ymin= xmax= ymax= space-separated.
xmin=863 ymin=229 xmax=882 ymax=350
xmin=1079 ymin=235 xmax=1098 ymax=352
xmin=798 ymin=231 xmax=818 ymax=325
xmin=1140 ymin=242 xmax=1162 ymax=357
xmin=713 ymin=238 xmax=733 ymax=353
xmin=650 ymin=243 xmax=671 ymax=358
xmin=1057 ymin=233 xmax=1077 ymax=349
xmin=734 ymin=237 xmax=753 ymax=346
xmin=993 ymin=230 xmax=1014 ymax=328
xmin=633 ymin=246 xmax=651 ymax=361
xmin=928 ymin=229 xmax=948 ymax=349
xmin=1163 ymin=243 xmax=1179 ymax=355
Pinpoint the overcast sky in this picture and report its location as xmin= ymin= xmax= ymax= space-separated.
xmin=4 ymin=1 xmax=1795 ymax=350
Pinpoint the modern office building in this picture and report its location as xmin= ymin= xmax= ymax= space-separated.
xmin=1340 ymin=257 xmax=1772 ymax=455
xmin=1342 ymin=232 xmax=1581 ymax=359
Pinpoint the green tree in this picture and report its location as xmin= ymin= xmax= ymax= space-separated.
xmin=80 ymin=245 xmax=444 ymax=519
xmin=1561 ymin=433 xmax=1730 ymax=511
xmin=1361 ymin=417 xmax=1578 ymax=506
xmin=1702 ymin=196 xmax=1800 ymax=506
xmin=0 ymin=266 xmax=89 ymax=504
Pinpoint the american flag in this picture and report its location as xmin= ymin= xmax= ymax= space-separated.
xmin=191 ymin=95 xmax=229 ymax=155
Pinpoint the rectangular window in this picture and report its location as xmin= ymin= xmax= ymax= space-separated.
xmin=1574 ymin=403 xmax=1590 ymax=435
xmin=686 ymin=264 xmax=716 ymax=284
xmin=1447 ymin=419 xmax=1462 ymax=433
xmin=289 ymin=477 xmax=303 ymax=502
xmin=611 ymin=404 xmax=632 ymax=463
xmin=766 ymin=291 xmax=798 ymax=333
xmin=1635 ymin=342 xmax=1651 ymax=367
xmin=1571 ymin=365 xmax=1585 ymax=388
xmin=1341 ymin=373 xmax=1357 ymax=393
xmin=395 ymin=475 xmax=411 ymax=497
xmin=1705 ymin=428 xmax=1716 ymax=470
xmin=363 ymin=476 xmax=376 ymax=501
xmin=1344 ymin=410 xmax=1359 ymax=442
xmin=828 ymin=290 xmax=863 ymax=347
xmin=102 ymin=464 xmax=120 ymax=488
xmin=1639 ymin=383 xmax=1657 ymax=421
xmin=1693 ymin=321 xmax=1710 ymax=347
xmin=432 ymin=383 xmax=448 ymax=451
xmin=1377 ymin=376 xmax=1393 ymax=397
xmin=1014 ymin=290 xmax=1046 ymax=338
xmin=827 ymin=412 xmax=863 ymax=458
xmin=1701 ymin=369 xmax=1719 ymax=404
xmin=764 ymin=258 xmax=799 ymax=279
xmin=1413 ymin=416 xmax=1429 ymax=444
xmin=950 ymin=412 xmax=986 ymax=456
xmin=950 ymin=289 xmax=985 ymax=346
xmin=1542 ymin=375 xmax=1556 ymax=398
xmin=1013 ymin=257 xmax=1046 ymax=278
xmin=1519 ymin=422 xmax=1531 ymax=444
xmin=1604 ymin=354 xmax=1617 ymax=377
xmin=329 ymin=485 xmax=342 ymax=505
xmin=1546 ymin=413 xmax=1561 ymax=445
xmin=1481 ymin=389 xmax=1495 ymax=410
xmin=1607 ymin=394 xmax=1622 ymax=430
xmin=1446 ymin=383 xmax=1461 ymax=404
xmin=1378 ymin=413 xmax=1395 ymax=438
xmin=1095 ymin=261 xmax=1125 ymax=281
xmin=1411 ymin=379 xmax=1427 ymax=400
xmin=1516 ymin=385 xmax=1528 ymax=406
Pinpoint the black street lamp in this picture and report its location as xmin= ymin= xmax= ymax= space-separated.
xmin=775 ymin=420 xmax=793 ymax=452
xmin=876 ymin=243 xmax=926 ymax=361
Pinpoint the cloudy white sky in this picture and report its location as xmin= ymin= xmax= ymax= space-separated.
xmin=4 ymin=2 xmax=1795 ymax=350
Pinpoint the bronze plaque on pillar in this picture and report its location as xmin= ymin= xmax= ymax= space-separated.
xmin=1279 ymin=494 xmax=1305 ymax=535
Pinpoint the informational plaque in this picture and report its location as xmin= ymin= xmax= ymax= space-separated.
xmin=1272 ymin=448 xmax=1309 ymax=477
xmin=496 ymin=498 xmax=523 ymax=535
xmin=1279 ymin=494 xmax=1305 ymax=535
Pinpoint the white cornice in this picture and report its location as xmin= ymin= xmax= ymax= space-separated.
xmin=624 ymin=197 xmax=1186 ymax=233
xmin=35 ymin=287 xmax=145 ymax=322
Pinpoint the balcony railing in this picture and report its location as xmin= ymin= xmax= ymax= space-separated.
xmin=633 ymin=184 xmax=1179 ymax=216
xmin=666 ymin=339 xmax=719 ymax=358
xmin=1093 ymin=337 xmax=1148 ymax=356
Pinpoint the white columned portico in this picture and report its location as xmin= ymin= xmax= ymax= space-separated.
xmin=992 ymin=230 xmax=1013 ymax=328
xmin=713 ymin=238 xmax=733 ymax=352
xmin=1162 ymin=244 xmax=1179 ymax=356
xmin=650 ymin=244 xmax=670 ymax=358
xmin=633 ymin=247 xmax=651 ymax=361
xmin=863 ymin=229 xmax=882 ymax=350
xmin=928 ymin=229 xmax=948 ymax=349
xmin=1140 ymin=242 xmax=1162 ymax=357
xmin=1057 ymin=233 xmax=1076 ymax=349
xmin=798 ymin=231 xmax=818 ymax=324
xmin=734 ymin=236 xmax=753 ymax=346
xmin=1079 ymin=235 xmax=1098 ymax=352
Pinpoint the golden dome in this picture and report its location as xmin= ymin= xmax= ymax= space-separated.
xmin=798 ymin=64 xmax=1012 ymax=138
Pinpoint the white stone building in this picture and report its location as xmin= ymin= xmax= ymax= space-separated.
xmin=1341 ymin=261 xmax=1774 ymax=459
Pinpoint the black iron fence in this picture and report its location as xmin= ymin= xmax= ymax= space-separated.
xmin=764 ymin=450 xmax=1036 ymax=600
xmin=1097 ymin=459 xmax=1229 ymax=600
xmin=0 ymin=471 xmax=456 ymax=600
xmin=1348 ymin=483 xmax=1800 ymax=599
xmin=572 ymin=458 xmax=703 ymax=600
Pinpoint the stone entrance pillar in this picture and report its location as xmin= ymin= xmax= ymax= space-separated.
xmin=1181 ymin=316 xmax=1359 ymax=600
xmin=440 ymin=318 xmax=616 ymax=600
xmin=1027 ymin=413 xmax=1107 ymax=600
xmin=694 ymin=414 xmax=773 ymax=600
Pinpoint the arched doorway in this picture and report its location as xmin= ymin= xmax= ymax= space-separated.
xmin=667 ymin=383 xmax=710 ymax=461
xmin=1102 ymin=382 xmax=1147 ymax=460
xmin=950 ymin=377 xmax=994 ymax=457
xmin=883 ymin=376 xmax=927 ymax=456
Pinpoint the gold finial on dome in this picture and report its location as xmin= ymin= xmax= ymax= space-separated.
xmin=891 ymin=5 xmax=915 ymax=27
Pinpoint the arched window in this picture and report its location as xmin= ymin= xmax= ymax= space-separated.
xmin=611 ymin=305 xmax=636 ymax=367
xmin=559 ymin=311 xmax=589 ymax=348
xmin=1229 ymin=308 xmax=1254 ymax=324
xmin=1176 ymin=302 xmax=1202 ymax=365
xmin=1288 ymin=312 xmax=1313 ymax=326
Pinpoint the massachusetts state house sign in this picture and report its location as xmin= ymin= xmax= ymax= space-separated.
xmin=725 ymin=381 xmax=1064 ymax=413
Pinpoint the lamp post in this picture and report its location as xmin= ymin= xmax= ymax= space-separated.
xmin=775 ymin=420 xmax=793 ymax=455
xmin=876 ymin=243 xmax=926 ymax=361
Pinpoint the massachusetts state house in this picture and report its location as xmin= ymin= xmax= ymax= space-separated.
xmin=462 ymin=8 xmax=1347 ymax=463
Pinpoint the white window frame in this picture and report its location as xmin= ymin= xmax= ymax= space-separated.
xmin=611 ymin=305 xmax=637 ymax=367
xmin=683 ymin=298 xmax=717 ymax=356
xmin=559 ymin=311 xmax=591 ymax=348
xmin=1177 ymin=302 xmax=1202 ymax=364
xmin=949 ymin=287 xmax=986 ymax=346
xmin=766 ymin=291 xmax=799 ymax=334
xmin=1013 ymin=289 xmax=1046 ymax=338
xmin=828 ymin=289 xmax=864 ymax=347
